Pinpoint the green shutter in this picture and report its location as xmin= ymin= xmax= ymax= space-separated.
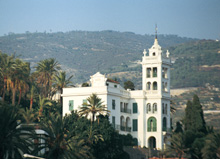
xmin=112 ymin=99 xmax=116 ymax=110
xmin=133 ymin=103 xmax=138 ymax=113
xmin=147 ymin=119 xmax=151 ymax=131
xmin=69 ymin=100 xmax=74 ymax=111
xmin=133 ymin=119 xmax=138 ymax=131
xmin=83 ymin=99 xmax=87 ymax=106
xmin=147 ymin=117 xmax=157 ymax=132
xmin=112 ymin=116 xmax=115 ymax=128
xmin=153 ymin=118 xmax=157 ymax=131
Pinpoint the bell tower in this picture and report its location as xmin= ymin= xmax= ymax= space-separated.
xmin=141 ymin=27 xmax=172 ymax=150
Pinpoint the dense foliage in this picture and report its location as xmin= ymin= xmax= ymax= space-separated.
xmin=0 ymin=55 xmax=136 ymax=158
xmin=167 ymin=95 xmax=220 ymax=159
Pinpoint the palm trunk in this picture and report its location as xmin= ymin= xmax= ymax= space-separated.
xmin=18 ymin=89 xmax=22 ymax=105
xmin=30 ymin=98 xmax=33 ymax=110
xmin=92 ymin=113 xmax=95 ymax=123
xmin=12 ymin=87 xmax=16 ymax=105
xmin=2 ymin=78 xmax=7 ymax=102
xmin=2 ymin=85 xmax=6 ymax=102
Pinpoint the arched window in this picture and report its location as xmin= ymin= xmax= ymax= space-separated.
xmin=148 ymin=137 xmax=156 ymax=149
xmin=120 ymin=116 xmax=125 ymax=131
xmin=147 ymin=68 xmax=151 ymax=78
xmin=162 ymin=103 xmax=165 ymax=114
xmin=147 ymin=82 xmax=151 ymax=90
xmin=153 ymin=67 xmax=157 ymax=77
xmin=126 ymin=117 xmax=131 ymax=132
xmin=134 ymin=138 xmax=138 ymax=146
xmin=153 ymin=103 xmax=157 ymax=113
xmin=147 ymin=103 xmax=151 ymax=113
xmin=153 ymin=82 xmax=157 ymax=90
xmin=165 ymin=104 xmax=168 ymax=114
xmin=147 ymin=117 xmax=157 ymax=132
xmin=162 ymin=117 xmax=167 ymax=131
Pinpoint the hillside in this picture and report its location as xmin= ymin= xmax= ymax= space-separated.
xmin=0 ymin=31 xmax=220 ymax=89
xmin=0 ymin=31 xmax=196 ymax=86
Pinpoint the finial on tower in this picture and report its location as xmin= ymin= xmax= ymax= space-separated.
xmin=155 ymin=24 xmax=158 ymax=40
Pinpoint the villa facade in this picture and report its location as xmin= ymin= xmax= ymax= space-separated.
xmin=62 ymin=37 xmax=171 ymax=150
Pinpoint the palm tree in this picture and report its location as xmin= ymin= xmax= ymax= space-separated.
xmin=53 ymin=71 xmax=74 ymax=104
xmin=35 ymin=58 xmax=60 ymax=98
xmin=20 ymin=108 xmax=37 ymax=124
xmin=38 ymin=95 xmax=52 ymax=120
xmin=79 ymin=93 xmax=109 ymax=123
xmin=167 ymin=133 xmax=187 ymax=159
xmin=0 ymin=102 xmax=35 ymax=159
xmin=8 ymin=58 xmax=30 ymax=105
xmin=0 ymin=53 xmax=15 ymax=102
xmin=202 ymin=133 xmax=220 ymax=159
xmin=38 ymin=113 xmax=92 ymax=159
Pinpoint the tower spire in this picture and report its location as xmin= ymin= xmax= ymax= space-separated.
xmin=155 ymin=24 xmax=158 ymax=40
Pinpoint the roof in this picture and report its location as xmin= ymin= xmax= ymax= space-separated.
xmin=107 ymin=79 xmax=120 ymax=84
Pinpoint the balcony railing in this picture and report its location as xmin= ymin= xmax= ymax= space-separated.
xmin=120 ymin=108 xmax=131 ymax=114
xmin=112 ymin=124 xmax=131 ymax=132
xmin=120 ymin=126 xmax=132 ymax=132
xmin=112 ymin=124 xmax=120 ymax=131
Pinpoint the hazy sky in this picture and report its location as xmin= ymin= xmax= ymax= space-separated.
xmin=0 ymin=0 xmax=219 ymax=39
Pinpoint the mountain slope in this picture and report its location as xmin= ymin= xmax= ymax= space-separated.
xmin=1 ymin=31 xmax=219 ymax=89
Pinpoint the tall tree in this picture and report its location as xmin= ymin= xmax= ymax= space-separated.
xmin=35 ymin=58 xmax=60 ymax=98
xmin=167 ymin=133 xmax=187 ymax=159
xmin=53 ymin=71 xmax=73 ymax=104
xmin=0 ymin=53 xmax=15 ymax=102
xmin=184 ymin=95 xmax=206 ymax=133
xmin=183 ymin=94 xmax=207 ymax=159
xmin=79 ymin=93 xmax=109 ymax=123
xmin=0 ymin=102 xmax=35 ymax=159
xmin=38 ymin=113 xmax=92 ymax=159
xmin=8 ymin=58 xmax=30 ymax=105
xmin=124 ymin=80 xmax=135 ymax=90
xmin=202 ymin=133 xmax=220 ymax=159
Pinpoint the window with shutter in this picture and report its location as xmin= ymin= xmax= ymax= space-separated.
xmin=69 ymin=100 xmax=74 ymax=111
xmin=133 ymin=103 xmax=138 ymax=113
xmin=133 ymin=119 xmax=138 ymax=131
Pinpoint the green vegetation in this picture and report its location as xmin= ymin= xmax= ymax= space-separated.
xmin=0 ymin=31 xmax=197 ymax=87
xmin=167 ymin=95 xmax=220 ymax=159
xmin=1 ymin=31 xmax=219 ymax=89
xmin=0 ymin=53 xmax=136 ymax=159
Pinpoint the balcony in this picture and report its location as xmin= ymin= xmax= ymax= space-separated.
xmin=120 ymin=126 xmax=132 ymax=132
xmin=120 ymin=108 xmax=131 ymax=114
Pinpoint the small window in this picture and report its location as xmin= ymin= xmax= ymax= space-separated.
xmin=69 ymin=100 xmax=74 ymax=111
xmin=112 ymin=116 xmax=115 ymax=128
xmin=153 ymin=82 xmax=157 ymax=90
xmin=114 ymin=85 xmax=117 ymax=88
xmin=133 ymin=119 xmax=138 ymax=131
xmin=82 ymin=99 xmax=87 ymax=106
xmin=153 ymin=52 xmax=156 ymax=56
xmin=112 ymin=99 xmax=116 ymax=110
xmin=147 ymin=68 xmax=151 ymax=78
xmin=165 ymin=104 xmax=168 ymax=114
xmin=133 ymin=103 xmax=138 ymax=113
xmin=153 ymin=67 xmax=157 ymax=77
xmin=147 ymin=103 xmax=151 ymax=113
xmin=162 ymin=103 xmax=165 ymax=114
xmin=153 ymin=103 xmax=157 ymax=113
xmin=147 ymin=82 xmax=151 ymax=90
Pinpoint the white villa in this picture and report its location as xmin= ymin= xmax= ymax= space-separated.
xmin=62 ymin=37 xmax=171 ymax=150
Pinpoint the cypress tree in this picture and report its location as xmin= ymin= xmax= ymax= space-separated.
xmin=184 ymin=95 xmax=206 ymax=134
xmin=192 ymin=94 xmax=207 ymax=134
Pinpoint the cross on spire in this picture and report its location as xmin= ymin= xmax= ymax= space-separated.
xmin=155 ymin=24 xmax=158 ymax=40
